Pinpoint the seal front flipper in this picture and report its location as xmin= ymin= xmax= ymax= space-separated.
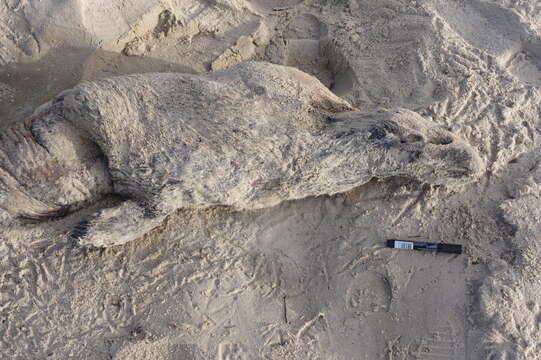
xmin=70 ymin=199 xmax=168 ymax=247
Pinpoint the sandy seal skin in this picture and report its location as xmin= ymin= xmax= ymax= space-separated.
xmin=0 ymin=111 xmax=112 ymax=222
xmin=0 ymin=62 xmax=483 ymax=247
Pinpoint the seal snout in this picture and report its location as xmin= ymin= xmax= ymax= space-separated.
xmin=406 ymin=126 xmax=483 ymax=185
xmin=364 ymin=109 xmax=483 ymax=185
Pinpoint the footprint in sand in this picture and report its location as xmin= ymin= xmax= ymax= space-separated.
xmin=346 ymin=272 xmax=392 ymax=314
xmin=429 ymin=0 xmax=541 ymax=87
xmin=114 ymin=338 xmax=207 ymax=360
xmin=507 ymin=41 xmax=541 ymax=86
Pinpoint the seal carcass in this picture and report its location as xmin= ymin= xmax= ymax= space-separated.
xmin=0 ymin=62 xmax=483 ymax=247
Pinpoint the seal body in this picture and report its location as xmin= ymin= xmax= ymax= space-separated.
xmin=0 ymin=62 xmax=482 ymax=246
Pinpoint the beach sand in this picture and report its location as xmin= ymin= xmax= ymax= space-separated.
xmin=1 ymin=0 xmax=541 ymax=358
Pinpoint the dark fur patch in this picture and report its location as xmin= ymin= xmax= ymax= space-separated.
xmin=17 ymin=206 xmax=69 ymax=223
xmin=69 ymin=220 xmax=90 ymax=240
xmin=368 ymin=127 xmax=386 ymax=140
xmin=409 ymin=150 xmax=422 ymax=162
xmin=28 ymin=125 xmax=50 ymax=153
xmin=334 ymin=130 xmax=355 ymax=139
xmin=143 ymin=206 xmax=159 ymax=218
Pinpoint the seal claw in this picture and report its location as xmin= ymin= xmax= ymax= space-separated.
xmin=69 ymin=220 xmax=91 ymax=240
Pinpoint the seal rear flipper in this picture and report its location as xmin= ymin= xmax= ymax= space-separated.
xmin=0 ymin=168 xmax=67 ymax=222
xmin=70 ymin=199 xmax=168 ymax=247
xmin=0 ymin=111 xmax=112 ymax=221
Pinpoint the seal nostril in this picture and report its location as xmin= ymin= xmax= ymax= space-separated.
xmin=403 ymin=134 xmax=424 ymax=143
xmin=430 ymin=136 xmax=454 ymax=145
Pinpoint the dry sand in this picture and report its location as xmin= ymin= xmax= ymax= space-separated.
xmin=1 ymin=0 xmax=541 ymax=359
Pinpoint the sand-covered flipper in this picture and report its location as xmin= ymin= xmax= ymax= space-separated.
xmin=0 ymin=112 xmax=112 ymax=222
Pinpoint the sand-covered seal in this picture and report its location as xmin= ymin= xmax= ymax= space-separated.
xmin=0 ymin=62 xmax=483 ymax=247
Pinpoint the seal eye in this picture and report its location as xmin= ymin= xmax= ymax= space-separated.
xmin=368 ymin=127 xmax=386 ymax=140
xmin=335 ymin=130 xmax=355 ymax=139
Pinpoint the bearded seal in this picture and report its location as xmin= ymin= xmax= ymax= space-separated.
xmin=0 ymin=62 xmax=482 ymax=247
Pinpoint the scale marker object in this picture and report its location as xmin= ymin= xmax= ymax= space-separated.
xmin=386 ymin=240 xmax=462 ymax=254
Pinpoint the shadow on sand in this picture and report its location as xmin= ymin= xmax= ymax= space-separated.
xmin=0 ymin=47 xmax=198 ymax=130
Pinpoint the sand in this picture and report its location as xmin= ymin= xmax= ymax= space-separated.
xmin=1 ymin=0 xmax=541 ymax=359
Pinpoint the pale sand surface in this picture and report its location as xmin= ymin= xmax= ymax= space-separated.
xmin=1 ymin=0 xmax=541 ymax=359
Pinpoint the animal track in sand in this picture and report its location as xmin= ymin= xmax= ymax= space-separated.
xmin=410 ymin=327 xmax=459 ymax=359
xmin=218 ymin=342 xmax=247 ymax=360
xmin=506 ymin=41 xmax=541 ymax=86
xmin=0 ymin=82 xmax=16 ymax=105
xmin=284 ymin=13 xmax=327 ymax=40
xmin=428 ymin=0 xmax=541 ymax=87
xmin=428 ymin=0 xmax=527 ymax=63
xmin=114 ymin=337 xmax=207 ymax=359
xmin=345 ymin=272 xmax=392 ymax=314
xmin=318 ymin=0 xmax=439 ymax=110
xmin=248 ymin=0 xmax=304 ymax=13
xmin=281 ymin=13 xmax=334 ymax=88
